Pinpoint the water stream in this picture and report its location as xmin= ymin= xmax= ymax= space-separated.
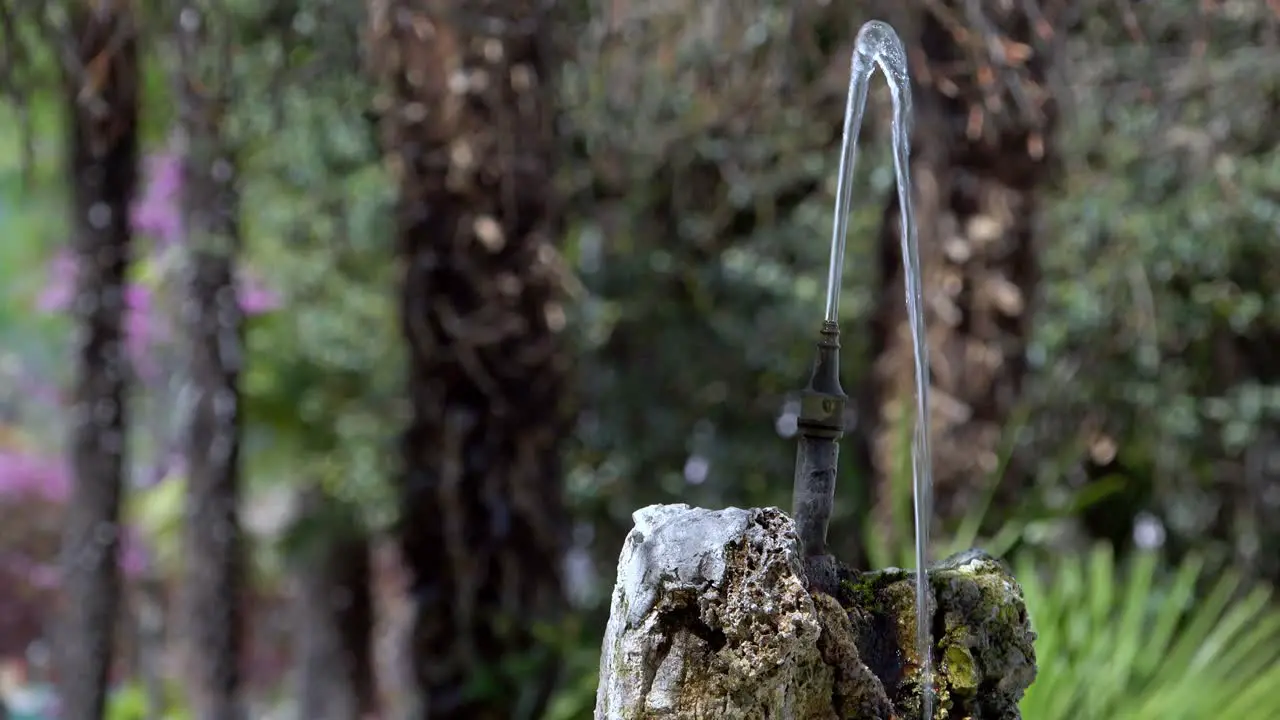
xmin=824 ymin=20 xmax=936 ymax=718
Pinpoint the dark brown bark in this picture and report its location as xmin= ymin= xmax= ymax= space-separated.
xmin=863 ymin=2 xmax=1062 ymax=525
xmin=55 ymin=4 xmax=140 ymax=718
xmin=176 ymin=5 xmax=244 ymax=718
xmin=368 ymin=1 xmax=573 ymax=717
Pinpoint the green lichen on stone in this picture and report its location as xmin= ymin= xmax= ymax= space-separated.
xmin=832 ymin=549 xmax=1037 ymax=719
xmin=839 ymin=577 xmax=877 ymax=611
xmin=929 ymin=550 xmax=1037 ymax=719
xmin=942 ymin=643 xmax=979 ymax=692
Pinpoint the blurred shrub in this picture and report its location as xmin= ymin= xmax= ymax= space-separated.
xmin=1019 ymin=545 xmax=1280 ymax=719
xmin=559 ymin=0 xmax=897 ymax=574
xmin=1025 ymin=1 xmax=1280 ymax=574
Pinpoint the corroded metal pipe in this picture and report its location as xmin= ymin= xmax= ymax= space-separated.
xmin=791 ymin=320 xmax=845 ymax=596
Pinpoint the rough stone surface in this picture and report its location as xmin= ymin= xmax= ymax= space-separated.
xmin=595 ymin=504 xmax=1037 ymax=720
xmin=595 ymin=504 xmax=836 ymax=719
xmin=836 ymin=549 xmax=1037 ymax=719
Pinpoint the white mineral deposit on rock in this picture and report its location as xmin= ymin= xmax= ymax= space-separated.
xmin=595 ymin=504 xmax=834 ymax=720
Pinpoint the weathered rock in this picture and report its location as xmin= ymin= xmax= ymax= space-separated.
xmin=595 ymin=504 xmax=838 ymax=719
xmin=837 ymin=550 xmax=1037 ymax=719
xmin=595 ymin=504 xmax=1036 ymax=720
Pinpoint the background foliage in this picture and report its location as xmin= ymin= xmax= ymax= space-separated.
xmin=0 ymin=0 xmax=1278 ymax=718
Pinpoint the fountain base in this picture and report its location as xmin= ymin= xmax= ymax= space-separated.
xmin=803 ymin=553 xmax=840 ymax=599
xmin=594 ymin=504 xmax=1036 ymax=720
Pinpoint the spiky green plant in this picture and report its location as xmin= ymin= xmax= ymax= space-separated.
xmin=1018 ymin=545 xmax=1280 ymax=720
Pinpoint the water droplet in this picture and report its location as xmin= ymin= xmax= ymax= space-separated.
xmin=179 ymin=8 xmax=201 ymax=31
xmin=1132 ymin=512 xmax=1166 ymax=549
xmin=483 ymin=39 xmax=503 ymax=63
xmin=447 ymin=71 xmax=470 ymax=95
xmin=1026 ymin=343 xmax=1046 ymax=369
xmin=544 ymin=303 xmax=566 ymax=333
xmin=775 ymin=412 xmax=798 ymax=438
xmin=27 ymin=641 xmax=49 ymax=669
xmin=211 ymin=159 xmax=234 ymax=184
xmin=563 ymin=546 xmax=596 ymax=608
xmin=473 ymin=215 xmax=505 ymax=252
xmin=683 ymin=455 xmax=710 ymax=485
xmin=292 ymin=11 xmax=317 ymax=35
xmin=88 ymin=202 xmax=112 ymax=229
xmin=403 ymin=102 xmax=429 ymax=123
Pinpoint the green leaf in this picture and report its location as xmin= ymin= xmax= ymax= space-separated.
xmin=1019 ymin=547 xmax=1280 ymax=720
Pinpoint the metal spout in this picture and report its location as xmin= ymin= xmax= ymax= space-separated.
xmin=791 ymin=321 xmax=846 ymax=596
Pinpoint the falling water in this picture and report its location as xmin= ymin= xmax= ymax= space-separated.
xmin=824 ymin=20 xmax=936 ymax=718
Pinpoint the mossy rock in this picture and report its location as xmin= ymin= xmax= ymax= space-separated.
xmin=834 ymin=549 xmax=1037 ymax=719
xmin=594 ymin=505 xmax=1036 ymax=720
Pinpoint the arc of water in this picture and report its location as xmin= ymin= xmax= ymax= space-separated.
xmin=822 ymin=20 xmax=936 ymax=719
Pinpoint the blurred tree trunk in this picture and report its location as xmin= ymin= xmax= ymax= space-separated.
xmin=175 ymin=4 xmax=245 ymax=718
xmin=864 ymin=3 xmax=1062 ymax=526
xmin=292 ymin=491 xmax=376 ymax=720
xmin=54 ymin=4 xmax=140 ymax=718
xmin=367 ymin=1 xmax=573 ymax=717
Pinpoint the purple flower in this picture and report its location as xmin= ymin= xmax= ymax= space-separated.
xmin=141 ymin=453 xmax=185 ymax=488
xmin=35 ymin=251 xmax=76 ymax=313
xmin=0 ymin=533 xmax=150 ymax=589
xmin=36 ymin=146 xmax=283 ymax=381
xmin=34 ymin=261 xmax=164 ymax=379
xmin=118 ymin=529 xmax=150 ymax=577
xmin=131 ymin=152 xmax=183 ymax=246
xmin=238 ymin=271 xmax=282 ymax=315
xmin=124 ymin=284 xmax=161 ymax=379
xmin=19 ymin=558 xmax=60 ymax=590
xmin=0 ymin=449 xmax=70 ymax=503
